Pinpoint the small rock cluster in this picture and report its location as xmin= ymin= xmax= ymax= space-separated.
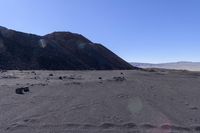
xmin=113 ymin=76 xmax=126 ymax=81
xmin=15 ymin=87 xmax=30 ymax=95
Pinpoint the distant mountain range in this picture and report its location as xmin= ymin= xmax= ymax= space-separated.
xmin=0 ymin=26 xmax=135 ymax=70
xmin=131 ymin=61 xmax=200 ymax=71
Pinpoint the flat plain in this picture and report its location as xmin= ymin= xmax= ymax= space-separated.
xmin=1 ymin=69 xmax=200 ymax=133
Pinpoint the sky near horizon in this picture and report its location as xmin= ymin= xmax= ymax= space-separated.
xmin=0 ymin=0 xmax=200 ymax=63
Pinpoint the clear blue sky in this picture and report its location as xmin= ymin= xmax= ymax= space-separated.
xmin=0 ymin=0 xmax=200 ymax=63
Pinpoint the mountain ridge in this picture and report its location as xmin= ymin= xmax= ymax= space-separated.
xmin=0 ymin=26 xmax=135 ymax=70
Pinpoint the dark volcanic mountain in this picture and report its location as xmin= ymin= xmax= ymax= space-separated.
xmin=0 ymin=26 xmax=134 ymax=70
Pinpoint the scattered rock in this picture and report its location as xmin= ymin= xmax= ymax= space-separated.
xmin=122 ymin=123 xmax=137 ymax=128
xmin=113 ymin=76 xmax=126 ymax=81
xmin=2 ymin=75 xmax=18 ymax=79
xmin=49 ymin=74 xmax=53 ymax=76
xmin=72 ymin=82 xmax=81 ymax=85
xmin=68 ymin=75 xmax=75 ymax=79
xmin=100 ymin=123 xmax=116 ymax=129
xmin=15 ymin=87 xmax=30 ymax=95
xmin=190 ymin=106 xmax=198 ymax=110
xmin=82 ymin=124 xmax=97 ymax=129
xmin=31 ymin=71 xmax=36 ymax=75
xmin=117 ymin=93 xmax=129 ymax=99
xmin=161 ymin=124 xmax=190 ymax=131
xmin=140 ymin=123 xmax=156 ymax=129
xmin=23 ymin=87 xmax=30 ymax=92
xmin=193 ymin=126 xmax=200 ymax=131
xmin=15 ymin=88 xmax=24 ymax=95
xmin=0 ymin=70 xmax=7 ymax=73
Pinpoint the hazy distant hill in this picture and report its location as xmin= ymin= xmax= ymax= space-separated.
xmin=0 ymin=26 xmax=135 ymax=70
xmin=131 ymin=61 xmax=200 ymax=71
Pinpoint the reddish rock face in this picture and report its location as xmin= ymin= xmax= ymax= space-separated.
xmin=0 ymin=26 xmax=135 ymax=70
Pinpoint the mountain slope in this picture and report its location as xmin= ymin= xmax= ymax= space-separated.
xmin=0 ymin=26 xmax=134 ymax=70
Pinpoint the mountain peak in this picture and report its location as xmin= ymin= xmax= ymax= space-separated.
xmin=44 ymin=31 xmax=92 ymax=44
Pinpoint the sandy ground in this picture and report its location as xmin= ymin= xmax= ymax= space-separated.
xmin=1 ymin=70 xmax=200 ymax=133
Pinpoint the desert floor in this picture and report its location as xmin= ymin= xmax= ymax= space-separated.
xmin=1 ymin=70 xmax=200 ymax=133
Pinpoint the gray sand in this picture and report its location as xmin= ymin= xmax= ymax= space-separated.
xmin=1 ymin=70 xmax=200 ymax=133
